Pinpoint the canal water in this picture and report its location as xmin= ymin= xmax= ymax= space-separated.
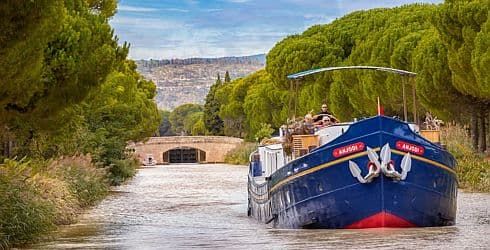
xmin=33 ymin=164 xmax=489 ymax=249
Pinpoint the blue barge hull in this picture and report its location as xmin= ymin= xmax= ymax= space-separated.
xmin=248 ymin=116 xmax=457 ymax=229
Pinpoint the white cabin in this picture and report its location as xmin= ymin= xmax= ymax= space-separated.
xmin=315 ymin=123 xmax=351 ymax=146
xmin=258 ymin=143 xmax=287 ymax=177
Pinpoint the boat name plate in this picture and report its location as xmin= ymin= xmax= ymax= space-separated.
xmin=333 ymin=142 xmax=365 ymax=158
xmin=395 ymin=141 xmax=424 ymax=155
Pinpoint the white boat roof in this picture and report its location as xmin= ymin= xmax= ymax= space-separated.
xmin=260 ymin=143 xmax=283 ymax=150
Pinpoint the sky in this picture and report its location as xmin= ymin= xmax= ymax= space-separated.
xmin=110 ymin=0 xmax=443 ymax=59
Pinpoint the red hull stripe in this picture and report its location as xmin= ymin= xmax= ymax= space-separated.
xmin=345 ymin=211 xmax=416 ymax=229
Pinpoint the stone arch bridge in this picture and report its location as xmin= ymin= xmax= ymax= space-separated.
xmin=130 ymin=136 xmax=243 ymax=164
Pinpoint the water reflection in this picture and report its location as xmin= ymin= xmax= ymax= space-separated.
xmin=32 ymin=164 xmax=490 ymax=249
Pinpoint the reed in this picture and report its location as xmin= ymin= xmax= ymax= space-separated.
xmin=442 ymin=124 xmax=490 ymax=192
xmin=0 ymin=160 xmax=56 ymax=248
xmin=46 ymin=156 xmax=109 ymax=208
xmin=0 ymin=155 xmax=111 ymax=248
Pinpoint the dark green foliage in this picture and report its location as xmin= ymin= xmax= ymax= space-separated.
xmin=431 ymin=0 xmax=489 ymax=151
xmin=224 ymin=71 xmax=231 ymax=83
xmin=433 ymin=0 xmax=489 ymax=101
xmin=0 ymin=0 xmax=123 ymax=127
xmin=158 ymin=110 xmax=174 ymax=136
xmin=169 ymin=104 xmax=204 ymax=135
xmin=0 ymin=0 xmax=64 ymax=122
xmin=204 ymin=74 xmax=224 ymax=135
xmin=107 ymin=158 xmax=138 ymax=186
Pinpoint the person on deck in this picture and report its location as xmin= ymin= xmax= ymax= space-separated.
xmin=313 ymin=104 xmax=338 ymax=124
xmin=303 ymin=114 xmax=315 ymax=134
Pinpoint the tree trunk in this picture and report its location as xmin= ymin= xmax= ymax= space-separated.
xmin=480 ymin=110 xmax=487 ymax=152
xmin=471 ymin=110 xmax=479 ymax=151
xmin=2 ymin=141 xmax=6 ymax=157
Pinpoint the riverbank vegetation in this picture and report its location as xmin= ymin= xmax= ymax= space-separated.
xmin=224 ymin=142 xmax=259 ymax=165
xmin=0 ymin=157 xmax=109 ymax=248
xmin=0 ymin=1 xmax=160 ymax=247
xmin=204 ymin=1 xmax=489 ymax=190
xmin=443 ymin=125 xmax=490 ymax=192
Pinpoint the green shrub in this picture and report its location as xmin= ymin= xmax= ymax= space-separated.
xmin=254 ymin=123 xmax=274 ymax=142
xmin=442 ymin=125 xmax=490 ymax=192
xmin=224 ymin=142 xmax=258 ymax=165
xmin=107 ymin=157 xmax=138 ymax=186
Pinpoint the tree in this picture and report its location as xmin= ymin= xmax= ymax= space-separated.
xmin=0 ymin=0 xmax=124 ymax=126
xmin=82 ymin=60 xmax=161 ymax=165
xmin=192 ymin=119 xmax=207 ymax=136
xmin=158 ymin=110 xmax=174 ymax=136
xmin=0 ymin=0 xmax=64 ymax=123
xmin=0 ymin=0 xmax=130 ymax=160
xmin=412 ymin=29 xmax=472 ymax=122
xmin=184 ymin=112 xmax=204 ymax=135
xmin=169 ymin=104 xmax=203 ymax=135
xmin=203 ymin=74 xmax=224 ymax=135
xmin=224 ymin=71 xmax=231 ymax=83
xmin=433 ymin=0 xmax=489 ymax=151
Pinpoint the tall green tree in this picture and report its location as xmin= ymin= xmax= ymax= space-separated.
xmin=224 ymin=70 xmax=231 ymax=83
xmin=0 ymin=0 xmax=123 ymax=125
xmin=204 ymin=74 xmax=224 ymax=135
xmin=0 ymin=0 xmax=64 ymax=122
xmin=158 ymin=110 xmax=174 ymax=136
xmin=433 ymin=0 xmax=489 ymax=150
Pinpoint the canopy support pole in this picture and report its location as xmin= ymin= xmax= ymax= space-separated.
xmin=403 ymin=77 xmax=408 ymax=122
xmin=412 ymin=78 xmax=417 ymax=124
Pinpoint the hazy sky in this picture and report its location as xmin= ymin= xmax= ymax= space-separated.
xmin=110 ymin=0 xmax=442 ymax=59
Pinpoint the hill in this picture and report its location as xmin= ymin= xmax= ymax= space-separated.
xmin=136 ymin=54 xmax=265 ymax=110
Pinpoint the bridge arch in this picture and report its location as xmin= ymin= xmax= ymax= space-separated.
xmin=163 ymin=146 xmax=207 ymax=163
xmin=130 ymin=136 xmax=243 ymax=164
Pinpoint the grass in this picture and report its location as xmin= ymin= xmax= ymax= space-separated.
xmin=224 ymin=142 xmax=258 ymax=165
xmin=442 ymin=124 xmax=490 ymax=192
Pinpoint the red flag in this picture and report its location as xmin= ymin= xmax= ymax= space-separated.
xmin=377 ymin=97 xmax=384 ymax=115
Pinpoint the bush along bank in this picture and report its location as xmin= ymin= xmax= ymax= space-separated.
xmin=224 ymin=142 xmax=258 ymax=165
xmin=443 ymin=125 xmax=490 ymax=192
xmin=0 ymin=155 xmax=138 ymax=248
